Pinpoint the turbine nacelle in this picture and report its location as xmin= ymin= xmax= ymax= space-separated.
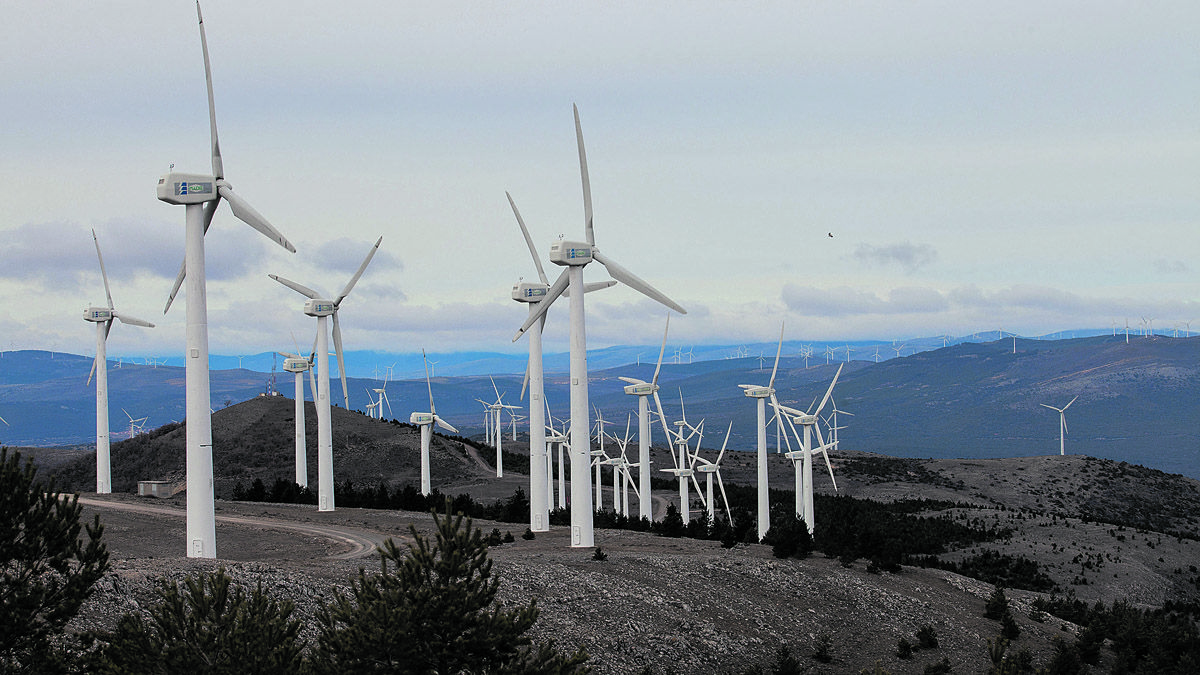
xmin=303 ymin=299 xmax=336 ymax=317
xmin=512 ymin=281 xmax=550 ymax=303
xmin=410 ymin=412 xmax=434 ymax=425
xmin=793 ymin=413 xmax=819 ymax=425
xmin=282 ymin=357 xmax=310 ymax=373
xmin=156 ymin=172 xmax=219 ymax=205
xmin=622 ymin=380 xmax=658 ymax=396
xmin=84 ymin=307 xmax=113 ymax=322
xmin=741 ymin=385 xmax=773 ymax=399
xmin=549 ymin=240 xmax=593 ymax=266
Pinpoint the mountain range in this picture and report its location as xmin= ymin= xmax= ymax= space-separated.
xmin=2 ymin=333 xmax=1197 ymax=479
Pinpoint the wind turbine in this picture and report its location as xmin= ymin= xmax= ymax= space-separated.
xmin=279 ymin=341 xmax=316 ymax=487
xmin=411 ymin=349 xmax=459 ymax=496
xmin=156 ymin=3 xmax=296 ymax=559
xmin=773 ymin=363 xmax=843 ymax=533
xmin=270 ymin=236 xmax=382 ymax=512
xmin=692 ymin=422 xmax=735 ymax=525
xmin=618 ymin=314 xmax=674 ymax=521
xmin=738 ymin=323 xmax=784 ymax=541
xmin=512 ymin=105 xmax=686 ymax=548
xmin=1040 ymin=396 xmax=1078 ymax=456
xmin=85 ymin=229 xmax=154 ymax=494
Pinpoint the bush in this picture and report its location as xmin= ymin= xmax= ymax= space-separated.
xmin=761 ymin=513 xmax=812 ymax=560
xmin=812 ymin=633 xmax=833 ymax=663
xmin=985 ymin=586 xmax=1009 ymax=620
xmin=84 ymin=568 xmax=302 ymax=674
xmin=916 ymin=624 xmax=939 ymax=649
xmin=922 ymin=656 xmax=952 ymax=674
xmin=897 ymin=637 xmax=914 ymax=660
xmin=592 ymin=547 xmax=608 ymax=562
xmin=1 ymin=448 xmax=109 ymax=672
xmin=522 ymin=528 xmax=536 ymax=540
xmin=309 ymin=505 xmax=588 ymax=673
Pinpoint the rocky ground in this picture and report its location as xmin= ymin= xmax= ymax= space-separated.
xmin=69 ymin=452 xmax=1200 ymax=675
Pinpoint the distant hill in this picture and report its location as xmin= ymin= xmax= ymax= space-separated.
xmin=48 ymin=396 xmax=493 ymax=498
xmin=5 ymin=334 xmax=1199 ymax=479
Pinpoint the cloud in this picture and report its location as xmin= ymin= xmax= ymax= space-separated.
xmin=781 ymin=285 xmax=948 ymax=317
xmin=850 ymin=241 xmax=937 ymax=273
xmin=315 ymin=238 xmax=402 ymax=276
xmin=1154 ymin=258 xmax=1190 ymax=275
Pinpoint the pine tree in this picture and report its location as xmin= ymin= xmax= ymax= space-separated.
xmin=309 ymin=505 xmax=589 ymax=674
xmin=84 ymin=568 xmax=303 ymax=675
xmin=0 ymin=447 xmax=109 ymax=672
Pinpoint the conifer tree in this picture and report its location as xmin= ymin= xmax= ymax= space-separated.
xmin=84 ymin=568 xmax=303 ymax=675
xmin=0 ymin=447 xmax=109 ymax=672
xmin=310 ymin=505 xmax=588 ymax=674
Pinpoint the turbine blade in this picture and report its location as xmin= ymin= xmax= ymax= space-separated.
xmin=653 ymin=313 xmax=670 ymax=385
xmin=423 ymin=349 xmax=435 ymax=415
xmin=581 ymin=280 xmax=618 ymax=293
xmin=716 ymin=421 xmax=733 ymax=465
xmin=196 ymin=1 xmax=224 ymax=180
xmin=269 ymin=274 xmax=321 ymax=299
xmin=814 ymin=363 xmax=844 ymax=414
xmin=716 ymin=471 xmax=733 ymax=525
xmin=520 ymin=361 xmax=529 ymax=401
xmin=1063 ymin=396 xmax=1078 ymax=411
xmin=217 ymin=184 xmax=296 ymax=253
xmin=506 ymin=191 xmax=548 ymax=285
xmin=514 ymin=268 xmax=568 ymax=340
xmin=308 ymin=363 xmax=318 ymax=401
xmin=332 ymin=311 xmax=348 ymax=410
xmin=435 ymin=416 xmax=459 ymax=433
xmin=573 ymin=103 xmax=594 ymax=246
xmin=91 ymin=229 xmax=114 ymax=309
xmin=336 ymin=236 xmax=382 ymax=305
xmin=592 ymin=250 xmax=686 ymax=315
xmin=102 ymin=318 xmax=113 ymax=343
xmin=163 ymin=259 xmax=187 ymax=314
xmin=768 ymin=321 xmax=784 ymax=389
xmin=87 ymin=356 xmax=97 ymax=387
xmin=113 ymin=312 xmax=155 ymax=329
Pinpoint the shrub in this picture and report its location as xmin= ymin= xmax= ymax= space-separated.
xmin=0 ymin=448 xmax=109 ymax=671
xmin=897 ymin=637 xmax=914 ymax=660
xmin=84 ymin=568 xmax=302 ymax=674
xmin=916 ymin=624 xmax=939 ymax=649
xmin=984 ymin=586 xmax=1009 ymax=620
xmin=308 ymin=505 xmax=588 ymax=673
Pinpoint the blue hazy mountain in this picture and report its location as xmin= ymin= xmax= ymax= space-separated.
xmin=2 ymin=332 xmax=1195 ymax=479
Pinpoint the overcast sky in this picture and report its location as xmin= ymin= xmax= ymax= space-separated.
xmin=2 ymin=1 xmax=1196 ymax=359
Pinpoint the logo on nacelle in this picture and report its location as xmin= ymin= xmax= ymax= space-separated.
xmin=175 ymin=181 xmax=213 ymax=196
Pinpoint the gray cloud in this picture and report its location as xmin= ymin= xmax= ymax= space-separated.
xmin=781 ymin=285 xmax=948 ymax=317
xmin=315 ymin=238 xmax=402 ymax=276
xmin=851 ymin=241 xmax=937 ymax=273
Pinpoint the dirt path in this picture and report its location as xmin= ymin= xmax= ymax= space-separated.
xmin=78 ymin=495 xmax=400 ymax=560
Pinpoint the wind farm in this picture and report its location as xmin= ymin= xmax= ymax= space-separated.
xmin=2 ymin=2 xmax=1199 ymax=672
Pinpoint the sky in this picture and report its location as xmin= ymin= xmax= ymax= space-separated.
xmin=2 ymin=1 xmax=1197 ymax=360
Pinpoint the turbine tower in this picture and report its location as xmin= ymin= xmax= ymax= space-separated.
xmin=618 ymin=315 xmax=674 ymax=522
xmin=411 ymin=349 xmax=459 ymax=495
xmin=774 ymin=363 xmax=843 ymax=533
xmin=84 ymin=229 xmax=154 ymax=494
xmin=737 ymin=323 xmax=784 ymax=541
xmin=270 ymin=236 xmax=382 ymax=512
xmin=278 ymin=342 xmax=316 ymax=487
xmin=1040 ymin=396 xmax=1078 ymax=455
xmin=156 ymin=3 xmax=295 ymax=558
xmin=513 ymin=105 xmax=686 ymax=547
xmin=692 ymin=422 xmax=735 ymax=525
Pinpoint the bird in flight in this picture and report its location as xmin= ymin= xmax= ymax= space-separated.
xmin=827 ymin=232 xmax=834 ymax=238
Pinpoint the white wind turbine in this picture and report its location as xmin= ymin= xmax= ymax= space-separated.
xmin=278 ymin=340 xmax=317 ymax=487
xmin=618 ymin=314 xmax=674 ymax=521
xmin=660 ymin=391 xmax=706 ymax=522
xmin=411 ymin=349 xmax=459 ymax=496
xmin=85 ymin=229 xmax=154 ymax=494
xmin=156 ymin=3 xmax=295 ymax=559
xmin=603 ymin=415 xmax=638 ymax=517
xmin=738 ymin=323 xmax=784 ymax=540
xmin=270 ymin=236 xmax=382 ymax=512
xmin=513 ymin=105 xmax=686 ymax=547
xmin=122 ymin=409 xmax=148 ymax=440
xmin=773 ymin=363 xmax=843 ymax=533
xmin=692 ymin=422 xmax=735 ymax=525
xmin=1040 ymin=396 xmax=1078 ymax=456
xmin=508 ymin=188 xmax=614 ymax=533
